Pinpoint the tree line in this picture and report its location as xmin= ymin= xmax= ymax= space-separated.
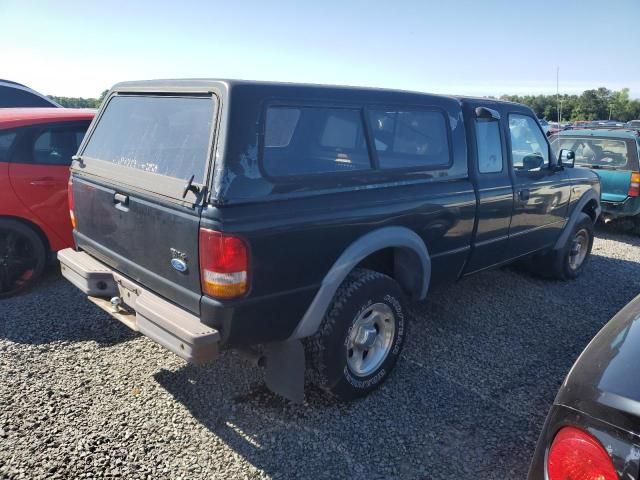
xmin=499 ymin=87 xmax=640 ymax=122
xmin=48 ymin=90 xmax=109 ymax=109
xmin=49 ymin=86 xmax=640 ymax=122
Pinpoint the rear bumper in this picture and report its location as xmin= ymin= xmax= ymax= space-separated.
xmin=601 ymin=197 xmax=640 ymax=219
xmin=58 ymin=248 xmax=220 ymax=364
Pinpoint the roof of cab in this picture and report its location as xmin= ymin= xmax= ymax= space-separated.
xmin=555 ymin=128 xmax=640 ymax=139
xmin=0 ymin=108 xmax=96 ymax=130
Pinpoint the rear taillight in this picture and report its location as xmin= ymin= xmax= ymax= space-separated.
xmin=628 ymin=171 xmax=640 ymax=197
xmin=199 ymin=228 xmax=249 ymax=299
xmin=547 ymin=426 xmax=617 ymax=480
xmin=68 ymin=177 xmax=76 ymax=229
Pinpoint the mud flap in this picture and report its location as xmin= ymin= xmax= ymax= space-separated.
xmin=263 ymin=340 xmax=305 ymax=403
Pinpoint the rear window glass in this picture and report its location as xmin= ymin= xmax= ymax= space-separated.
xmin=83 ymin=95 xmax=214 ymax=182
xmin=368 ymin=110 xmax=450 ymax=169
xmin=263 ymin=107 xmax=371 ymax=176
xmin=0 ymin=132 xmax=17 ymax=161
xmin=0 ymin=86 xmax=56 ymax=108
xmin=32 ymin=126 xmax=88 ymax=166
xmin=551 ymin=137 xmax=631 ymax=168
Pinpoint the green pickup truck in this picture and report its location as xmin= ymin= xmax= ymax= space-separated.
xmin=552 ymin=129 xmax=640 ymax=233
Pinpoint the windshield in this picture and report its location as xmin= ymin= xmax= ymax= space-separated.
xmin=551 ymin=136 xmax=631 ymax=168
xmin=83 ymin=95 xmax=214 ymax=184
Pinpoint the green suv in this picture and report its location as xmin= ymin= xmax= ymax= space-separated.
xmin=551 ymin=129 xmax=640 ymax=233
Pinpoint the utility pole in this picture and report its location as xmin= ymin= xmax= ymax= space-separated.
xmin=556 ymin=66 xmax=560 ymax=123
xmin=559 ymin=100 xmax=563 ymax=124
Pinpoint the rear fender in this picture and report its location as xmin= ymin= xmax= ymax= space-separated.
xmin=290 ymin=226 xmax=430 ymax=339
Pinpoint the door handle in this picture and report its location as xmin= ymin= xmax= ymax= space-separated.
xmin=29 ymin=177 xmax=56 ymax=186
xmin=114 ymin=192 xmax=129 ymax=211
xmin=518 ymin=189 xmax=530 ymax=201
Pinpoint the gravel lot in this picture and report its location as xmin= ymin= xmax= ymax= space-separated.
xmin=1 ymin=228 xmax=639 ymax=480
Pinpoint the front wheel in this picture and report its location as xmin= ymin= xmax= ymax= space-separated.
xmin=305 ymin=268 xmax=408 ymax=401
xmin=532 ymin=212 xmax=594 ymax=280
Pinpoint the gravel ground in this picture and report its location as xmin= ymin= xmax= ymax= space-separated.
xmin=1 ymin=228 xmax=639 ymax=480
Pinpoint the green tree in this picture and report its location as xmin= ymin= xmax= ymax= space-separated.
xmin=47 ymin=90 xmax=108 ymax=109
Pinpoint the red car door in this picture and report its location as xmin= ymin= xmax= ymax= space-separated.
xmin=8 ymin=123 xmax=89 ymax=247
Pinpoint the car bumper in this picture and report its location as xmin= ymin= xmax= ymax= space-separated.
xmin=528 ymin=404 xmax=640 ymax=479
xmin=601 ymin=197 xmax=640 ymax=219
xmin=58 ymin=248 xmax=220 ymax=364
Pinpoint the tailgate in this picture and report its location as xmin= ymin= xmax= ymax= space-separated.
xmin=594 ymin=169 xmax=632 ymax=203
xmin=71 ymin=93 xmax=218 ymax=314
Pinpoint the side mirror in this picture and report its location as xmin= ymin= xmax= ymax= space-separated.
xmin=522 ymin=154 xmax=544 ymax=171
xmin=558 ymin=149 xmax=575 ymax=168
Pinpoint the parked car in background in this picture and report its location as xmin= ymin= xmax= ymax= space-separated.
xmin=551 ymin=129 xmax=640 ymax=233
xmin=0 ymin=80 xmax=60 ymax=108
xmin=0 ymin=108 xmax=94 ymax=296
xmin=548 ymin=122 xmax=562 ymax=136
xmin=538 ymin=118 xmax=550 ymax=135
xmin=627 ymin=120 xmax=640 ymax=129
xmin=528 ymin=293 xmax=640 ymax=480
xmin=59 ymin=79 xmax=600 ymax=402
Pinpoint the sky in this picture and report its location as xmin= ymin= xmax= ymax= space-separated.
xmin=1 ymin=0 xmax=639 ymax=99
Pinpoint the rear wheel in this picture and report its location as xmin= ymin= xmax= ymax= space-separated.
xmin=0 ymin=219 xmax=47 ymax=298
xmin=306 ymin=268 xmax=408 ymax=401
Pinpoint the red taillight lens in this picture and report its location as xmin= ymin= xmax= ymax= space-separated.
xmin=199 ymin=228 xmax=249 ymax=299
xmin=628 ymin=172 xmax=640 ymax=197
xmin=68 ymin=177 xmax=76 ymax=229
xmin=547 ymin=426 xmax=617 ymax=480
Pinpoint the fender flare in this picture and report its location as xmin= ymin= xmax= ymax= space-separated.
xmin=553 ymin=189 xmax=601 ymax=250
xmin=290 ymin=226 xmax=431 ymax=339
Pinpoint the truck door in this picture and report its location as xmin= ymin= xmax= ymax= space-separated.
xmin=463 ymin=106 xmax=514 ymax=274
xmin=505 ymin=113 xmax=569 ymax=258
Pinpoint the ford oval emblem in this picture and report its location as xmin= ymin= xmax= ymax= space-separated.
xmin=171 ymin=258 xmax=188 ymax=273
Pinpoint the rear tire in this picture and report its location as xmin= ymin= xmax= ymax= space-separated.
xmin=0 ymin=219 xmax=47 ymax=298
xmin=305 ymin=268 xmax=408 ymax=402
xmin=531 ymin=213 xmax=594 ymax=280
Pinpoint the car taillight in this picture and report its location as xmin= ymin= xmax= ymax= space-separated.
xmin=199 ymin=228 xmax=249 ymax=299
xmin=629 ymin=171 xmax=640 ymax=197
xmin=68 ymin=177 xmax=76 ymax=229
xmin=547 ymin=426 xmax=617 ymax=480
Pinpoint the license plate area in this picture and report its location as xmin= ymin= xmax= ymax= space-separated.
xmin=114 ymin=273 xmax=142 ymax=310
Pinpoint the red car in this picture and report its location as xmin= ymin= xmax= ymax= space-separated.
xmin=0 ymin=108 xmax=94 ymax=296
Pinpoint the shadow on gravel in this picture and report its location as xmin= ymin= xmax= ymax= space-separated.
xmin=153 ymin=242 xmax=640 ymax=479
xmin=0 ymin=266 xmax=137 ymax=347
xmin=595 ymin=224 xmax=640 ymax=246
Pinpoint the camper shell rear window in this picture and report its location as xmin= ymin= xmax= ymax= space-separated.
xmin=80 ymin=94 xmax=216 ymax=199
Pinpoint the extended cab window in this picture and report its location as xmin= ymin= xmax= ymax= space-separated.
xmin=263 ymin=107 xmax=371 ymax=176
xmin=368 ymin=110 xmax=449 ymax=169
xmin=475 ymin=120 xmax=503 ymax=173
xmin=83 ymin=95 xmax=214 ymax=184
xmin=508 ymin=114 xmax=549 ymax=170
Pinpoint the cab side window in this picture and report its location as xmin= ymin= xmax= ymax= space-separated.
xmin=475 ymin=119 xmax=503 ymax=173
xmin=508 ymin=114 xmax=549 ymax=171
xmin=32 ymin=126 xmax=87 ymax=166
